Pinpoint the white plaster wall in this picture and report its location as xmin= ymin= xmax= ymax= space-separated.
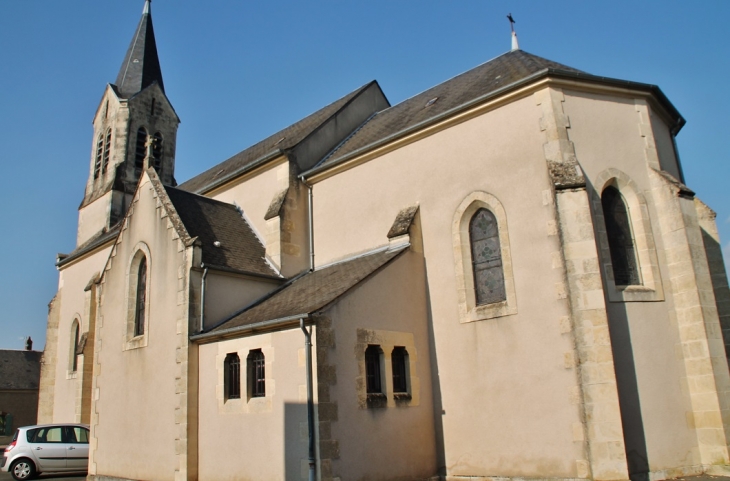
xmin=312 ymin=94 xmax=586 ymax=477
xmin=91 ymin=178 xmax=187 ymax=481
xmin=324 ymin=249 xmax=438 ymax=480
xmin=197 ymin=329 xmax=310 ymax=481
xmin=563 ymin=90 xmax=699 ymax=471
xmin=208 ymin=157 xmax=289 ymax=242
xmin=77 ymin=192 xmax=112 ymax=246
xmin=52 ymin=247 xmax=111 ymax=423
xmin=203 ymin=273 xmax=280 ymax=328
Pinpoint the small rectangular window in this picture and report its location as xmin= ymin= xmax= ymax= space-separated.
xmin=248 ymin=349 xmax=265 ymax=399
xmin=224 ymin=353 xmax=241 ymax=400
xmin=365 ymin=345 xmax=382 ymax=394
xmin=391 ymin=347 xmax=409 ymax=393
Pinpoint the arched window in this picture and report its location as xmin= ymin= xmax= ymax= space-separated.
xmin=469 ymin=208 xmax=506 ymax=305
xmin=150 ymin=98 xmax=156 ymax=116
xmin=134 ymin=256 xmax=147 ymax=336
xmin=93 ymin=134 xmax=104 ymax=179
xmin=247 ymin=350 xmax=265 ymax=398
xmin=134 ymin=127 xmax=148 ymax=175
xmin=70 ymin=321 xmax=80 ymax=372
xmin=224 ymin=353 xmax=241 ymax=400
xmin=602 ymin=186 xmax=640 ymax=286
xmin=152 ymin=132 xmax=163 ymax=174
xmin=391 ymin=347 xmax=409 ymax=394
xmin=365 ymin=345 xmax=383 ymax=394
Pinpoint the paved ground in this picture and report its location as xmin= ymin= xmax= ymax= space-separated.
xmin=0 ymin=470 xmax=85 ymax=480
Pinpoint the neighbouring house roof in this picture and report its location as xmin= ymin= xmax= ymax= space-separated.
xmin=305 ymin=49 xmax=683 ymax=176
xmin=114 ymin=1 xmax=164 ymax=98
xmin=0 ymin=351 xmax=42 ymax=391
xmin=199 ymin=245 xmax=408 ymax=338
xmin=164 ymin=185 xmax=280 ymax=278
xmin=178 ymin=81 xmax=383 ymax=194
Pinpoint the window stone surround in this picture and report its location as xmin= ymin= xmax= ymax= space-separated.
xmin=123 ymin=242 xmax=152 ymax=351
xmin=215 ymin=335 xmax=274 ymax=414
xmin=452 ymin=191 xmax=517 ymax=323
xmin=591 ymin=168 xmax=664 ymax=303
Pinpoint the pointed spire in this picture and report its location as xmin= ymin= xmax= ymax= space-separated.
xmin=115 ymin=0 xmax=164 ymax=98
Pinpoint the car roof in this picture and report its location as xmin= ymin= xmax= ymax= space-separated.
xmin=17 ymin=423 xmax=89 ymax=430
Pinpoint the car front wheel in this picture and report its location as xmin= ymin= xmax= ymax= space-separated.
xmin=10 ymin=458 xmax=36 ymax=480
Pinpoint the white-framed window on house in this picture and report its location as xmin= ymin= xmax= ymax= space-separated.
xmin=124 ymin=243 xmax=151 ymax=350
xmin=593 ymin=169 xmax=664 ymax=302
xmin=452 ymin=191 xmax=517 ymax=323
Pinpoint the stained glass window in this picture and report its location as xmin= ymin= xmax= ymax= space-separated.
xmin=602 ymin=187 xmax=640 ymax=286
xmin=469 ymin=208 xmax=506 ymax=305
xmin=134 ymin=256 xmax=147 ymax=336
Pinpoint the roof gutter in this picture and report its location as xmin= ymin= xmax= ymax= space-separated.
xmin=190 ymin=313 xmax=311 ymax=344
xmin=301 ymin=68 xmax=684 ymax=180
xmin=192 ymin=263 xmax=283 ymax=282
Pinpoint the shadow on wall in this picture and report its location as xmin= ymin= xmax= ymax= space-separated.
xmin=423 ymin=263 xmax=447 ymax=475
xmin=605 ymin=301 xmax=650 ymax=478
xmin=285 ymin=402 xmax=309 ymax=480
xmin=700 ymin=228 xmax=730 ymax=363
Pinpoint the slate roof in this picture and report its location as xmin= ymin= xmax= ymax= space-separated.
xmin=204 ymin=245 xmax=408 ymax=336
xmin=178 ymin=81 xmax=379 ymax=194
xmin=115 ymin=1 xmax=164 ymax=98
xmin=0 ymin=351 xmax=42 ymax=391
xmin=312 ymin=50 xmax=582 ymax=170
xmin=164 ymin=185 xmax=279 ymax=278
xmin=57 ymin=226 xmax=121 ymax=268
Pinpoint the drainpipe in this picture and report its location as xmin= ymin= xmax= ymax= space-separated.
xmin=300 ymin=318 xmax=316 ymax=481
xmin=200 ymin=264 xmax=209 ymax=332
xmin=300 ymin=177 xmax=315 ymax=271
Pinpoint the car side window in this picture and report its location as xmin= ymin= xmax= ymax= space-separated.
xmin=67 ymin=427 xmax=89 ymax=444
xmin=32 ymin=427 xmax=63 ymax=443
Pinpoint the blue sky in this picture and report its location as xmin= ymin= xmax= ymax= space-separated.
xmin=0 ymin=1 xmax=728 ymax=350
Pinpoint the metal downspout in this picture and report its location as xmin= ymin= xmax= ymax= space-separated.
xmin=301 ymin=318 xmax=316 ymax=481
xmin=301 ymin=177 xmax=315 ymax=271
xmin=200 ymin=265 xmax=209 ymax=331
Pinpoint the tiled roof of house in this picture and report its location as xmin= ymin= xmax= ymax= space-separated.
xmin=312 ymin=50 xmax=583 ymax=170
xmin=178 ymin=81 xmax=379 ymax=194
xmin=164 ymin=185 xmax=280 ymax=278
xmin=207 ymin=245 xmax=407 ymax=335
xmin=0 ymin=350 xmax=42 ymax=391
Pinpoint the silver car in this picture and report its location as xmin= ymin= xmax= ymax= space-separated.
xmin=1 ymin=423 xmax=89 ymax=480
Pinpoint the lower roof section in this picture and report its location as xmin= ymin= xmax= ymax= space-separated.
xmin=192 ymin=244 xmax=409 ymax=343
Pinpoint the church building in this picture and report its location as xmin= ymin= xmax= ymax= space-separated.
xmin=37 ymin=2 xmax=730 ymax=480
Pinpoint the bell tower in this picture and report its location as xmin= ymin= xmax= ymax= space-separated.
xmin=77 ymin=0 xmax=179 ymax=246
